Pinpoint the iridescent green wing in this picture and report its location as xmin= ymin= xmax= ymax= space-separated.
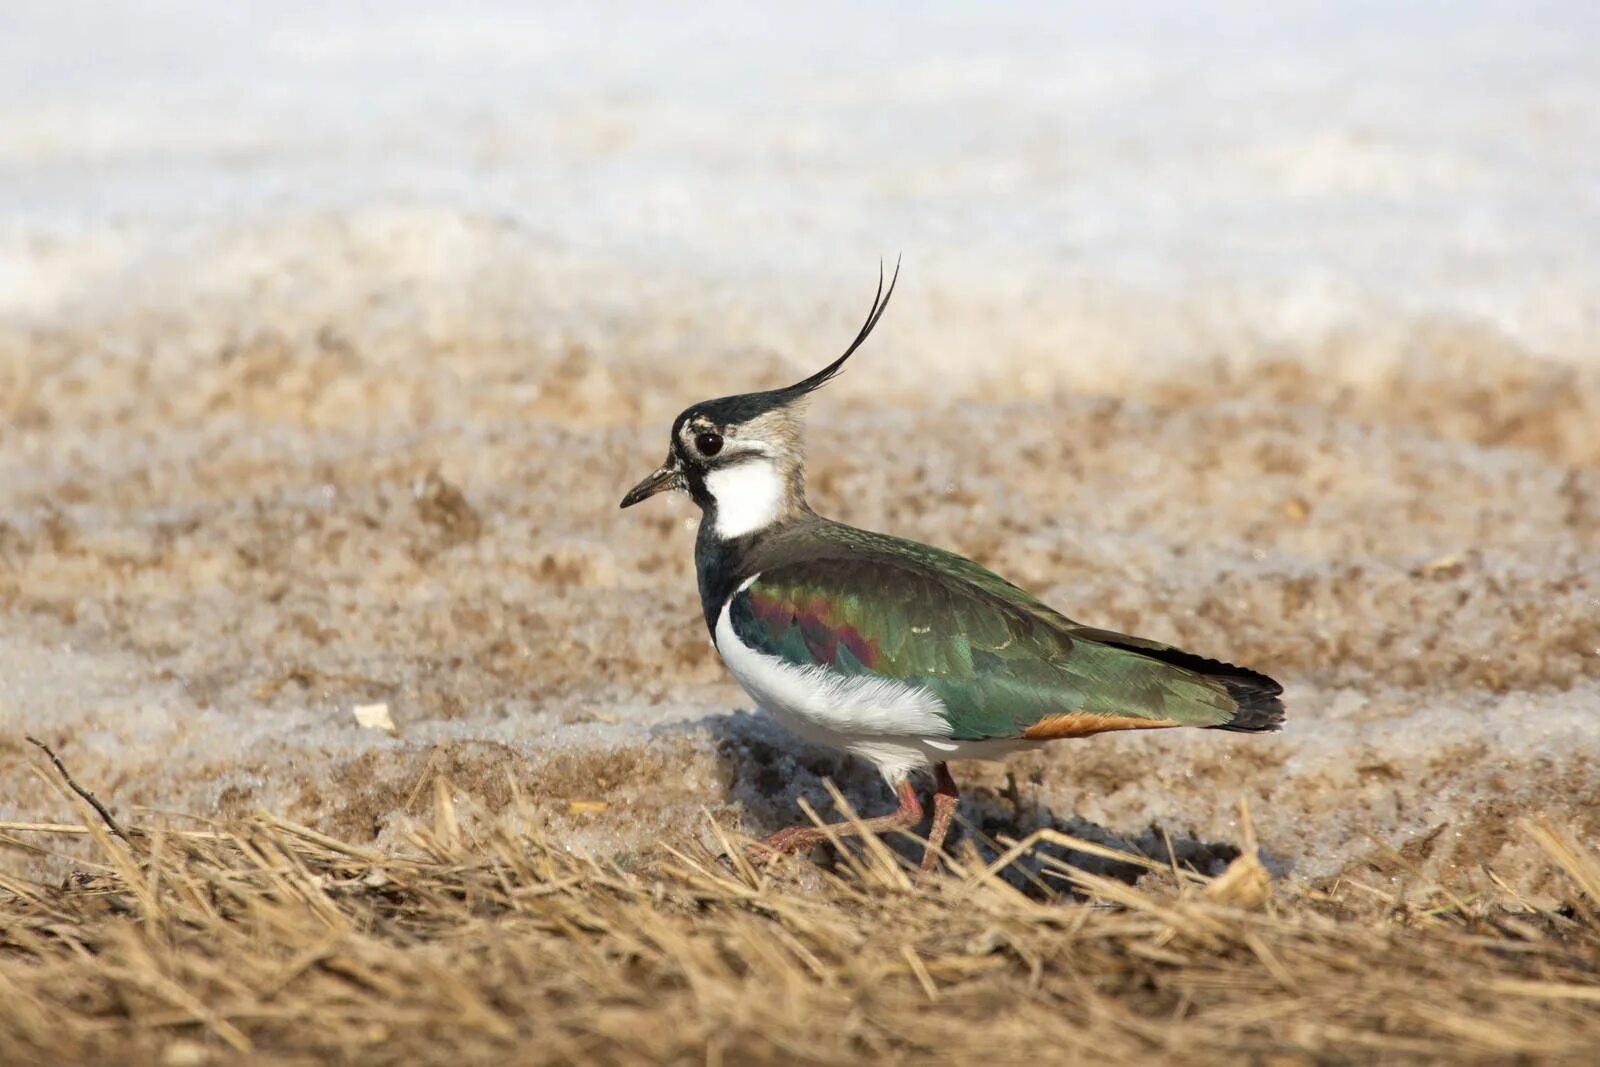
xmin=729 ymin=531 xmax=1281 ymax=740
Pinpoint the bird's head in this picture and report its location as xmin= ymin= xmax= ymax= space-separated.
xmin=620 ymin=261 xmax=898 ymax=540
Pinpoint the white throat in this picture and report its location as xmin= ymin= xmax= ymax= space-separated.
xmin=705 ymin=459 xmax=789 ymax=539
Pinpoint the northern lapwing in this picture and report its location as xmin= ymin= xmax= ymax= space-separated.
xmin=620 ymin=263 xmax=1284 ymax=870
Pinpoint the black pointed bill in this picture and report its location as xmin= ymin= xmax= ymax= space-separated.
xmin=620 ymin=459 xmax=683 ymax=508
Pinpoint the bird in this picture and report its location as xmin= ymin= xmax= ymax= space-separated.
xmin=619 ymin=262 xmax=1284 ymax=871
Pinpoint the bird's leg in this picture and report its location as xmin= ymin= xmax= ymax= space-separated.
xmin=921 ymin=762 xmax=960 ymax=872
xmin=748 ymin=778 xmax=923 ymax=862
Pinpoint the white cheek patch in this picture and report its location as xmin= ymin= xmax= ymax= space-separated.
xmin=705 ymin=459 xmax=788 ymax=539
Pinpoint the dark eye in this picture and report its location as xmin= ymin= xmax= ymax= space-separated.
xmin=694 ymin=431 xmax=723 ymax=457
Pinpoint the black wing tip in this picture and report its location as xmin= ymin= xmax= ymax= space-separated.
xmin=1089 ymin=633 xmax=1287 ymax=733
xmin=1211 ymin=670 xmax=1287 ymax=732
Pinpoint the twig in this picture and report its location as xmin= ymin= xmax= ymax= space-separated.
xmin=0 ymin=822 xmax=226 ymax=839
xmin=25 ymin=735 xmax=131 ymax=842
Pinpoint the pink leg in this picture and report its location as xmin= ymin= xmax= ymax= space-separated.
xmin=748 ymin=778 xmax=923 ymax=863
xmin=921 ymin=762 xmax=960 ymax=872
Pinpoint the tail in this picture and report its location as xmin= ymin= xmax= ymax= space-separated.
xmin=1208 ymin=667 xmax=1286 ymax=732
xmin=1071 ymin=626 xmax=1286 ymax=732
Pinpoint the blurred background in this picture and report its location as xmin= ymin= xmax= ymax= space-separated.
xmin=8 ymin=2 xmax=1600 ymax=387
xmin=2 ymin=2 xmax=1596 ymax=880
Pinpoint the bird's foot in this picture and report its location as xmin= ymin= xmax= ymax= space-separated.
xmin=917 ymin=763 xmax=962 ymax=874
xmin=744 ymin=825 xmax=827 ymax=866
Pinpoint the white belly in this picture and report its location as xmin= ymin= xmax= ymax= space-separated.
xmin=713 ymin=587 xmax=1031 ymax=781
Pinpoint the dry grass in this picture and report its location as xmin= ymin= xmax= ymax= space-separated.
xmin=3 ymin=763 xmax=1599 ymax=1066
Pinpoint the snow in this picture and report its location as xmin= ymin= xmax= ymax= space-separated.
xmin=2 ymin=1 xmax=1596 ymax=884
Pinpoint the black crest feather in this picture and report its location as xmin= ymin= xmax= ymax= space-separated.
xmin=769 ymin=255 xmax=900 ymax=404
xmin=688 ymin=258 xmax=900 ymax=427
